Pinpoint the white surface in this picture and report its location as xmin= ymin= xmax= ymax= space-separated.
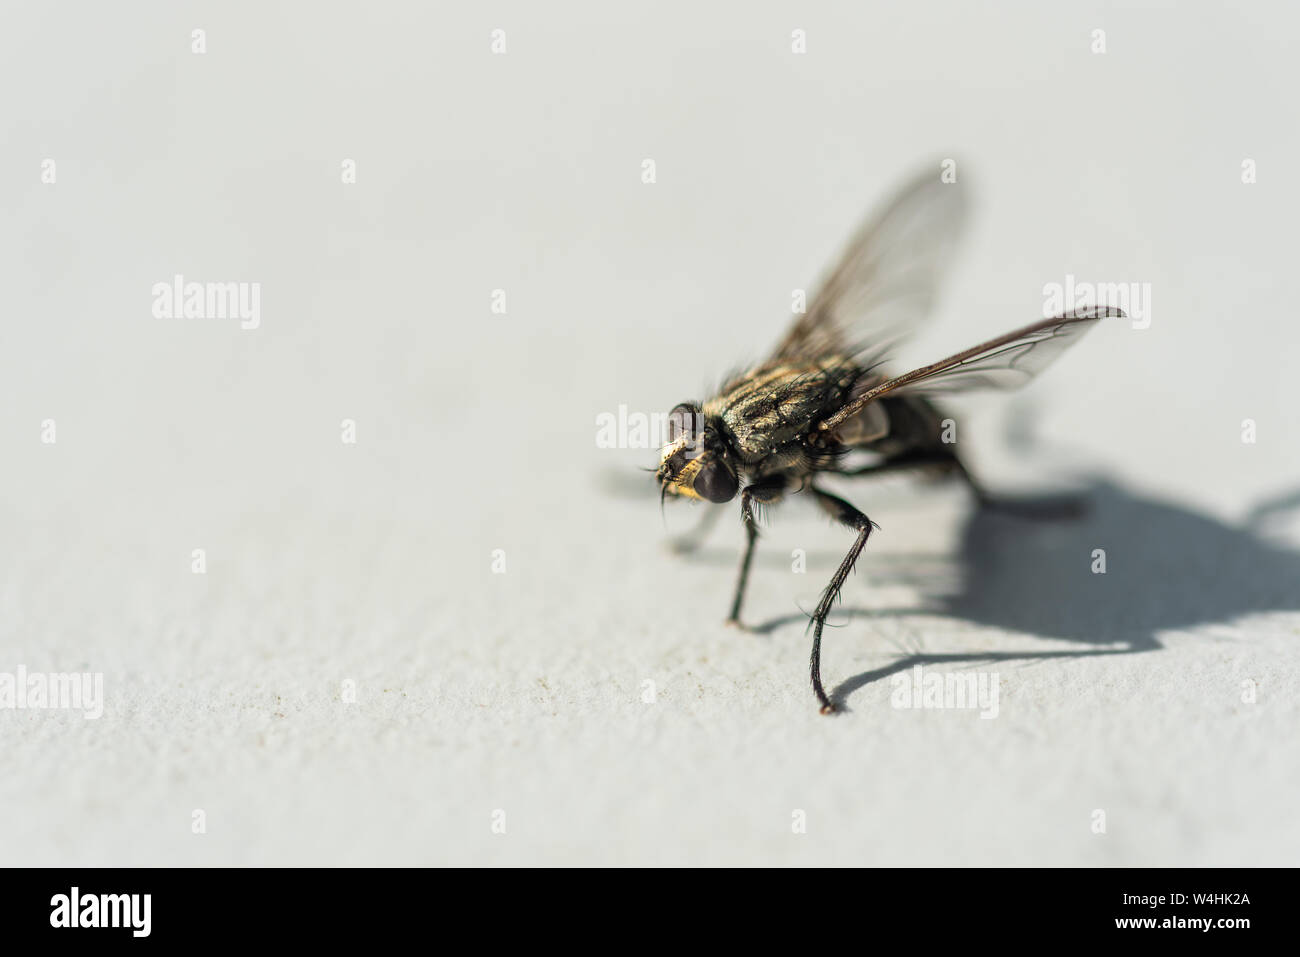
xmin=1 ymin=1 xmax=1297 ymax=866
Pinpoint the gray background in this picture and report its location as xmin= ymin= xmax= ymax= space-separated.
xmin=1 ymin=1 xmax=1296 ymax=865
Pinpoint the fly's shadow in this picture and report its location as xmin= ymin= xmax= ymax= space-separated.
xmin=727 ymin=479 xmax=1300 ymax=709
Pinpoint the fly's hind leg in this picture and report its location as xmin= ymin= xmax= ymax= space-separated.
xmin=807 ymin=486 xmax=877 ymax=714
xmin=845 ymin=449 xmax=1087 ymax=520
xmin=840 ymin=448 xmax=964 ymax=480
xmin=951 ymin=456 xmax=1088 ymax=519
xmin=726 ymin=476 xmax=786 ymax=628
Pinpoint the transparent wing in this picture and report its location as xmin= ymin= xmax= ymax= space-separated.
xmin=773 ymin=167 xmax=968 ymax=364
xmin=818 ymin=307 xmax=1120 ymax=432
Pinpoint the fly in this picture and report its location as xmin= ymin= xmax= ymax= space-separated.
xmin=655 ymin=168 xmax=1122 ymax=713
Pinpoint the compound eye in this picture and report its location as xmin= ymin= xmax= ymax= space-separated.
xmin=667 ymin=403 xmax=703 ymax=443
xmin=692 ymin=461 xmax=738 ymax=504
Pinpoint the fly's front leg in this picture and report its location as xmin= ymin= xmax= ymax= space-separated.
xmin=808 ymin=486 xmax=877 ymax=714
xmin=726 ymin=476 xmax=785 ymax=628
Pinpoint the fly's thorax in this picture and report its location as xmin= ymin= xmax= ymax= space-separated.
xmin=706 ymin=358 xmax=861 ymax=462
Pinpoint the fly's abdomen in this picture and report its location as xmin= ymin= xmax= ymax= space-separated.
xmin=854 ymin=394 xmax=950 ymax=458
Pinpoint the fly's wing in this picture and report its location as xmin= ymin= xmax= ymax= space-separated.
xmin=818 ymin=307 xmax=1120 ymax=433
xmin=773 ymin=167 xmax=967 ymax=365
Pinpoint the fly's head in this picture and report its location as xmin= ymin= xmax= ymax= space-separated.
xmin=656 ymin=403 xmax=740 ymax=504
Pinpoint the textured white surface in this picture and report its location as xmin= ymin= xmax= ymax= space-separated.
xmin=2 ymin=2 xmax=1297 ymax=866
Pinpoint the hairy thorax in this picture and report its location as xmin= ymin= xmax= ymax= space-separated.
xmin=702 ymin=357 xmax=862 ymax=475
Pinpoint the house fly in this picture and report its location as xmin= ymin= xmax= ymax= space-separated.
xmin=655 ymin=169 xmax=1122 ymax=713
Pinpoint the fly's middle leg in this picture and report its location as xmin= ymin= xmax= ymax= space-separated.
xmin=726 ymin=476 xmax=785 ymax=627
xmin=807 ymin=486 xmax=877 ymax=714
